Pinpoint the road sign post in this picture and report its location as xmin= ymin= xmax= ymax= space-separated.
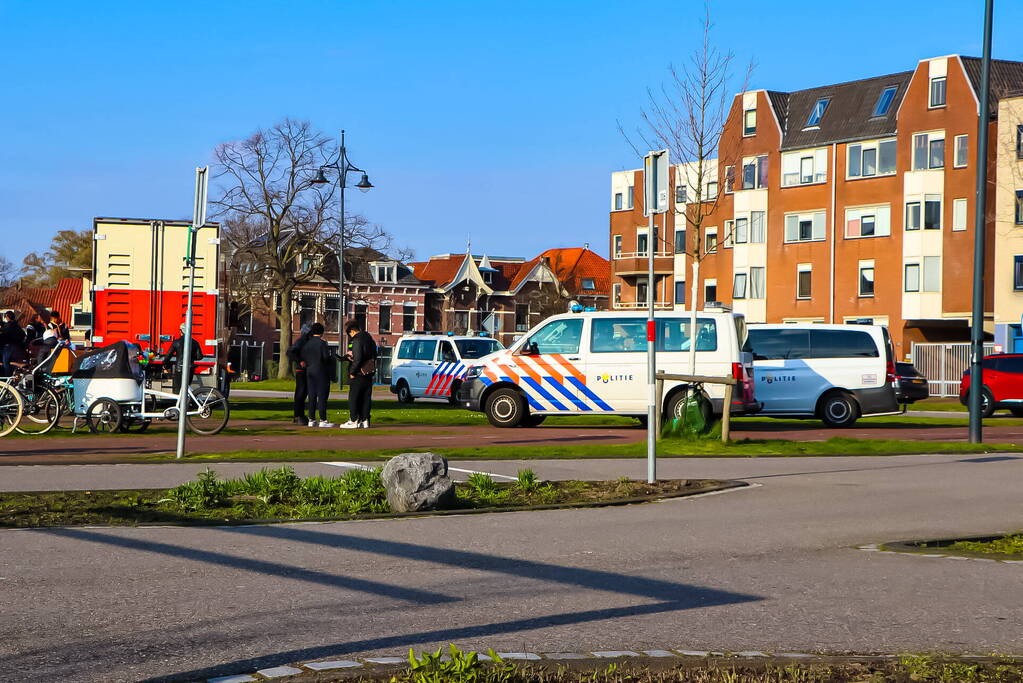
xmin=176 ymin=166 xmax=209 ymax=460
xmin=643 ymin=150 xmax=669 ymax=484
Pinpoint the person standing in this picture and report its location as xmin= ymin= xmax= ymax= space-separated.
xmin=339 ymin=318 xmax=377 ymax=429
xmin=0 ymin=311 xmax=26 ymax=377
xmin=47 ymin=311 xmax=70 ymax=343
xmin=286 ymin=323 xmax=313 ymax=425
xmin=164 ymin=323 xmax=204 ymax=394
xmin=25 ymin=313 xmax=44 ymax=344
xmin=300 ymin=322 xmax=335 ymax=427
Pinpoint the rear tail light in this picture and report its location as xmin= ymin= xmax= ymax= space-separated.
xmin=732 ymin=362 xmax=745 ymax=403
xmin=886 ymin=360 xmax=897 ymax=384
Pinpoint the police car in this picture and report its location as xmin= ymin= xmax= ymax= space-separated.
xmin=456 ymin=309 xmax=760 ymax=427
xmin=389 ymin=333 xmax=504 ymax=404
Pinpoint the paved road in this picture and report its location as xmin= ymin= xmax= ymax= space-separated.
xmin=2 ymin=454 xmax=1023 ymax=682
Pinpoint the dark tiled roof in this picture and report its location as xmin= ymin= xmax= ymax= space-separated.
xmin=343 ymin=246 xmax=423 ymax=285
xmin=772 ymin=71 xmax=913 ymax=151
xmin=765 ymin=91 xmax=789 ymax=131
xmin=959 ymin=57 xmax=1023 ymax=115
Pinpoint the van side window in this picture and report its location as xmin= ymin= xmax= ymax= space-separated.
xmin=658 ymin=318 xmax=717 ymax=352
xmin=416 ymin=340 xmax=438 ymax=361
xmin=439 ymin=341 xmax=458 ymax=362
xmin=397 ymin=341 xmax=417 ymax=360
xmin=529 ymin=318 xmax=583 ymax=354
xmin=1000 ymin=356 xmax=1023 ymax=373
xmin=982 ymin=356 xmax=1003 ymax=371
xmin=809 ymin=330 xmax=879 ymax=358
xmin=590 ymin=319 xmax=646 ymax=352
xmin=744 ymin=329 xmax=810 ymax=360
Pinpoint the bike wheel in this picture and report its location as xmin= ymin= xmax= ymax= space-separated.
xmin=15 ymin=387 xmax=62 ymax=435
xmin=0 ymin=382 xmax=25 ymax=438
xmin=186 ymin=387 xmax=230 ymax=435
xmin=86 ymin=398 xmax=123 ymax=434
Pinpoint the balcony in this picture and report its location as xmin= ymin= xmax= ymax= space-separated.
xmin=613 ymin=300 xmax=673 ymax=310
xmin=613 ymin=251 xmax=674 ymax=276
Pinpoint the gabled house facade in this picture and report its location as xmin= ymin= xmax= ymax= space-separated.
xmin=410 ymin=246 xmax=610 ymax=347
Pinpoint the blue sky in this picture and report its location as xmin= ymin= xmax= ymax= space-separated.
xmin=1 ymin=0 xmax=1019 ymax=266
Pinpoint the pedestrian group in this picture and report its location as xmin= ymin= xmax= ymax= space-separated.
xmin=0 ymin=309 xmax=70 ymax=377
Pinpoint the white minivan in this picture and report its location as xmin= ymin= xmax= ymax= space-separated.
xmin=457 ymin=309 xmax=760 ymax=427
xmin=743 ymin=323 xmax=899 ymax=427
xmin=390 ymin=334 xmax=503 ymax=404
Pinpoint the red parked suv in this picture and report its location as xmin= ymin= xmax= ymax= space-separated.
xmin=959 ymin=354 xmax=1023 ymax=417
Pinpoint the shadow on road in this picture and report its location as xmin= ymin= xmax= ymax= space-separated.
xmin=33 ymin=524 xmax=761 ymax=682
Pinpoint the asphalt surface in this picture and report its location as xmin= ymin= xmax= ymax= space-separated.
xmin=3 ymin=454 xmax=1023 ymax=682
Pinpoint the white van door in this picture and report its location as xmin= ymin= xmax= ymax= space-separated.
xmin=656 ymin=315 xmax=729 ymax=406
xmin=745 ymin=328 xmax=814 ymax=413
xmin=805 ymin=328 xmax=885 ymax=397
xmin=507 ymin=317 xmax=590 ymax=413
xmin=423 ymin=339 xmax=459 ymax=397
xmin=410 ymin=339 xmax=439 ymax=396
xmin=584 ymin=317 xmax=648 ymax=412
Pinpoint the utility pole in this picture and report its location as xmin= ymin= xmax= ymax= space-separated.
xmin=969 ymin=0 xmax=994 ymax=443
xmin=644 ymin=150 xmax=669 ymax=483
xmin=176 ymin=166 xmax=208 ymax=459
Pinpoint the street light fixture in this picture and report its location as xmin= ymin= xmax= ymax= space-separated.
xmin=311 ymin=129 xmax=373 ymax=339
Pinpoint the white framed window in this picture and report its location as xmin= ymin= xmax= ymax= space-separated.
xmin=904 ymin=262 xmax=921 ymax=292
xmin=612 ymin=283 xmax=622 ymax=306
xmin=614 ymin=193 xmax=623 ymax=211
xmin=923 ymin=256 xmax=941 ymax=292
xmin=912 ymin=131 xmax=945 ymax=170
xmin=743 ymin=108 xmax=757 ymax=136
xmin=858 ymin=260 xmax=875 ymax=297
xmin=845 ymin=205 xmax=891 ymax=238
xmin=674 ymin=279 xmax=686 ymax=305
xmin=581 ymin=277 xmax=596 ymax=290
xmin=734 ymin=217 xmax=749 ymax=244
xmin=952 ymin=198 xmax=968 ymax=231
xmin=954 ymin=135 xmax=968 ymax=168
xmin=626 ymin=186 xmax=634 ymax=209
xmin=705 ymin=226 xmax=718 ymax=253
xmin=872 ymin=86 xmax=898 ymax=117
xmin=705 ymin=180 xmax=719 ymax=200
xmin=905 ymin=202 xmax=921 ymax=231
xmin=750 ymin=211 xmax=766 ymax=243
xmin=805 ymin=98 xmax=829 ymax=128
xmin=733 ymin=272 xmax=747 ymax=299
xmin=924 ymin=194 xmax=942 ymax=230
xmin=722 ymin=220 xmax=734 ymax=248
xmin=674 ymin=228 xmax=686 ymax=253
xmin=749 ymin=267 xmax=765 ymax=299
xmin=613 ymin=235 xmax=622 ymax=257
xmin=929 ymin=76 xmax=946 ymax=108
xmin=741 ymin=155 xmax=768 ymax=190
xmin=784 ymin=210 xmax=826 ymax=243
xmin=797 ymin=263 xmax=812 ymax=299
xmin=372 ymin=262 xmax=396 ymax=283
xmin=704 ymin=279 xmax=718 ymax=304
xmin=636 ymin=229 xmax=649 ymax=256
xmin=848 ymin=139 xmax=897 ymax=178
xmin=782 ymin=148 xmax=827 ymax=186
xmin=675 ymin=184 xmax=687 ymax=204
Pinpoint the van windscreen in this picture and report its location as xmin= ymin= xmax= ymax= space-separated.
xmin=455 ymin=339 xmax=502 ymax=359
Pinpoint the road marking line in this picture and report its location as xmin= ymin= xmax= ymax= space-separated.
xmin=321 ymin=461 xmax=519 ymax=482
xmin=448 ymin=467 xmax=518 ymax=481
xmin=319 ymin=461 xmax=373 ymax=470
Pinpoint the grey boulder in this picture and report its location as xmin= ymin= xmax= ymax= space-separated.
xmin=381 ymin=452 xmax=456 ymax=513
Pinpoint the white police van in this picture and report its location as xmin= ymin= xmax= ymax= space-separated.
xmin=390 ymin=334 xmax=503 ymax=404
xmin=743 ymin=323 xmax=899 ymax=427
xmin=456 ymin=309 xmax=760 ymax=427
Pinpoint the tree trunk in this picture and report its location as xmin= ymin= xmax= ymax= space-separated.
xmin=277 ymin=286 xmax=295 ymax=379
xmin=688 ymin=259 xmax=700 ymax=376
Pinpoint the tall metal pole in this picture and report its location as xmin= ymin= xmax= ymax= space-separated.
xmin=646 ymin=156 xmax=659 ymax=484
xmin=969 ymin=0 xmax=994 ymax=443
xmin=338 ymin=130 xmax=348 ymax=327
xmin=177 ymin=166 xmax=208 ymax=459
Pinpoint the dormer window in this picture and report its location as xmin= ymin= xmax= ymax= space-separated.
xmin=929 ymin=76 xmax=946 ymax=108
xmin=372 ymin=262 xmax=396 ymax=283
xmin=482 ymin=271 xmax=494 ymax=284
xmin=872 ymin=86 xmax=898 ymax=117
xmin=805 ymin=98 xmax=830 ymax=128
xmin=581 ymin=277 xmax=596 ymax=290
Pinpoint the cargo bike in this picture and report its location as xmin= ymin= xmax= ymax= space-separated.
xmin=69 ymin=341 xmax=230 ymax=434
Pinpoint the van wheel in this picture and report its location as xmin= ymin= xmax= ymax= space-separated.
xmin=396 ymin=381 xmax=414 ymax=404
xmin=819 ymin=392 xmax=860 ymax=428
xmin=485 ymin=388 xmax=526 ymax=428
xmin=664 ymin=390 xmax=693 ymax=421
xmin=447 ymin=380 xmax=461 ymax=405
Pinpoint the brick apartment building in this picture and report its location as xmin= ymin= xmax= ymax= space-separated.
xmin=610 ymin=55 xmax=1023 ymax=361
xmin=410 ymin=247 xmax=610 ymax=347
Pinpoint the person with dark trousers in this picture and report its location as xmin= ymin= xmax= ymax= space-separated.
xmin=164 ymin=323 xmax=204 ymax=394
xmin=338 ymin=318 xmax=377 ymax=429
xmin=1 ymin=311 xmax=26 ymax=377
xmin=286 ymin=323 xmax=313 ymax=425
xmin=300 ymin=322 xmax=334 ymax=427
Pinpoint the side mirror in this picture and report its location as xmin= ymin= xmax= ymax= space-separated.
xmin=519 ymin=341 xmax=539 ymax=356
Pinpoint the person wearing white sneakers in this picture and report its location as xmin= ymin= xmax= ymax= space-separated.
xmin=299 ymin=322 xmax=335 ymax=428
xmin=338 ymin=318 xmax=377 ymax=429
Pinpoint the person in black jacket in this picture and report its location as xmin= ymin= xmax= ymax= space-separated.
xmin=338 ymin=318 xmax=377 ymax=429
xmin=286 ymin=323 xmax=313 ymax=425
xmin=300 ymin=322 xmax=335 ymax=427
xmin=164 ymin=324 xmax=204 ymax=394
xmin=25 ymin=313 xmax=44 ymax=344
xmin=1 ymin=311 xmax=26 ymax=377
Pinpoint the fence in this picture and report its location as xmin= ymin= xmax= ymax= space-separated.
xmin=911 ymin=342 xmax=995 ymax=397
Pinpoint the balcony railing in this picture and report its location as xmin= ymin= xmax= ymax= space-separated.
xmin=613 ymin=301 xmax=674 ymax=310
xmin=613 ymin=251 xmax=672 ymax=259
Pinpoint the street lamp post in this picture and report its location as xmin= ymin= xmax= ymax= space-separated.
xmin=311 ymin=129 xmax=374 ymax=333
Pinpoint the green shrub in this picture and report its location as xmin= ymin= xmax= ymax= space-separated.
xmin=160 ymin=468 xmax=228 ymax=511
xmin=404 ymin=644 xmax=514 ymax=683
xmin=467 ymin=472 xmax=500 ymax=498
xmin=516 ymin=469 xmax=539 ymax=493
